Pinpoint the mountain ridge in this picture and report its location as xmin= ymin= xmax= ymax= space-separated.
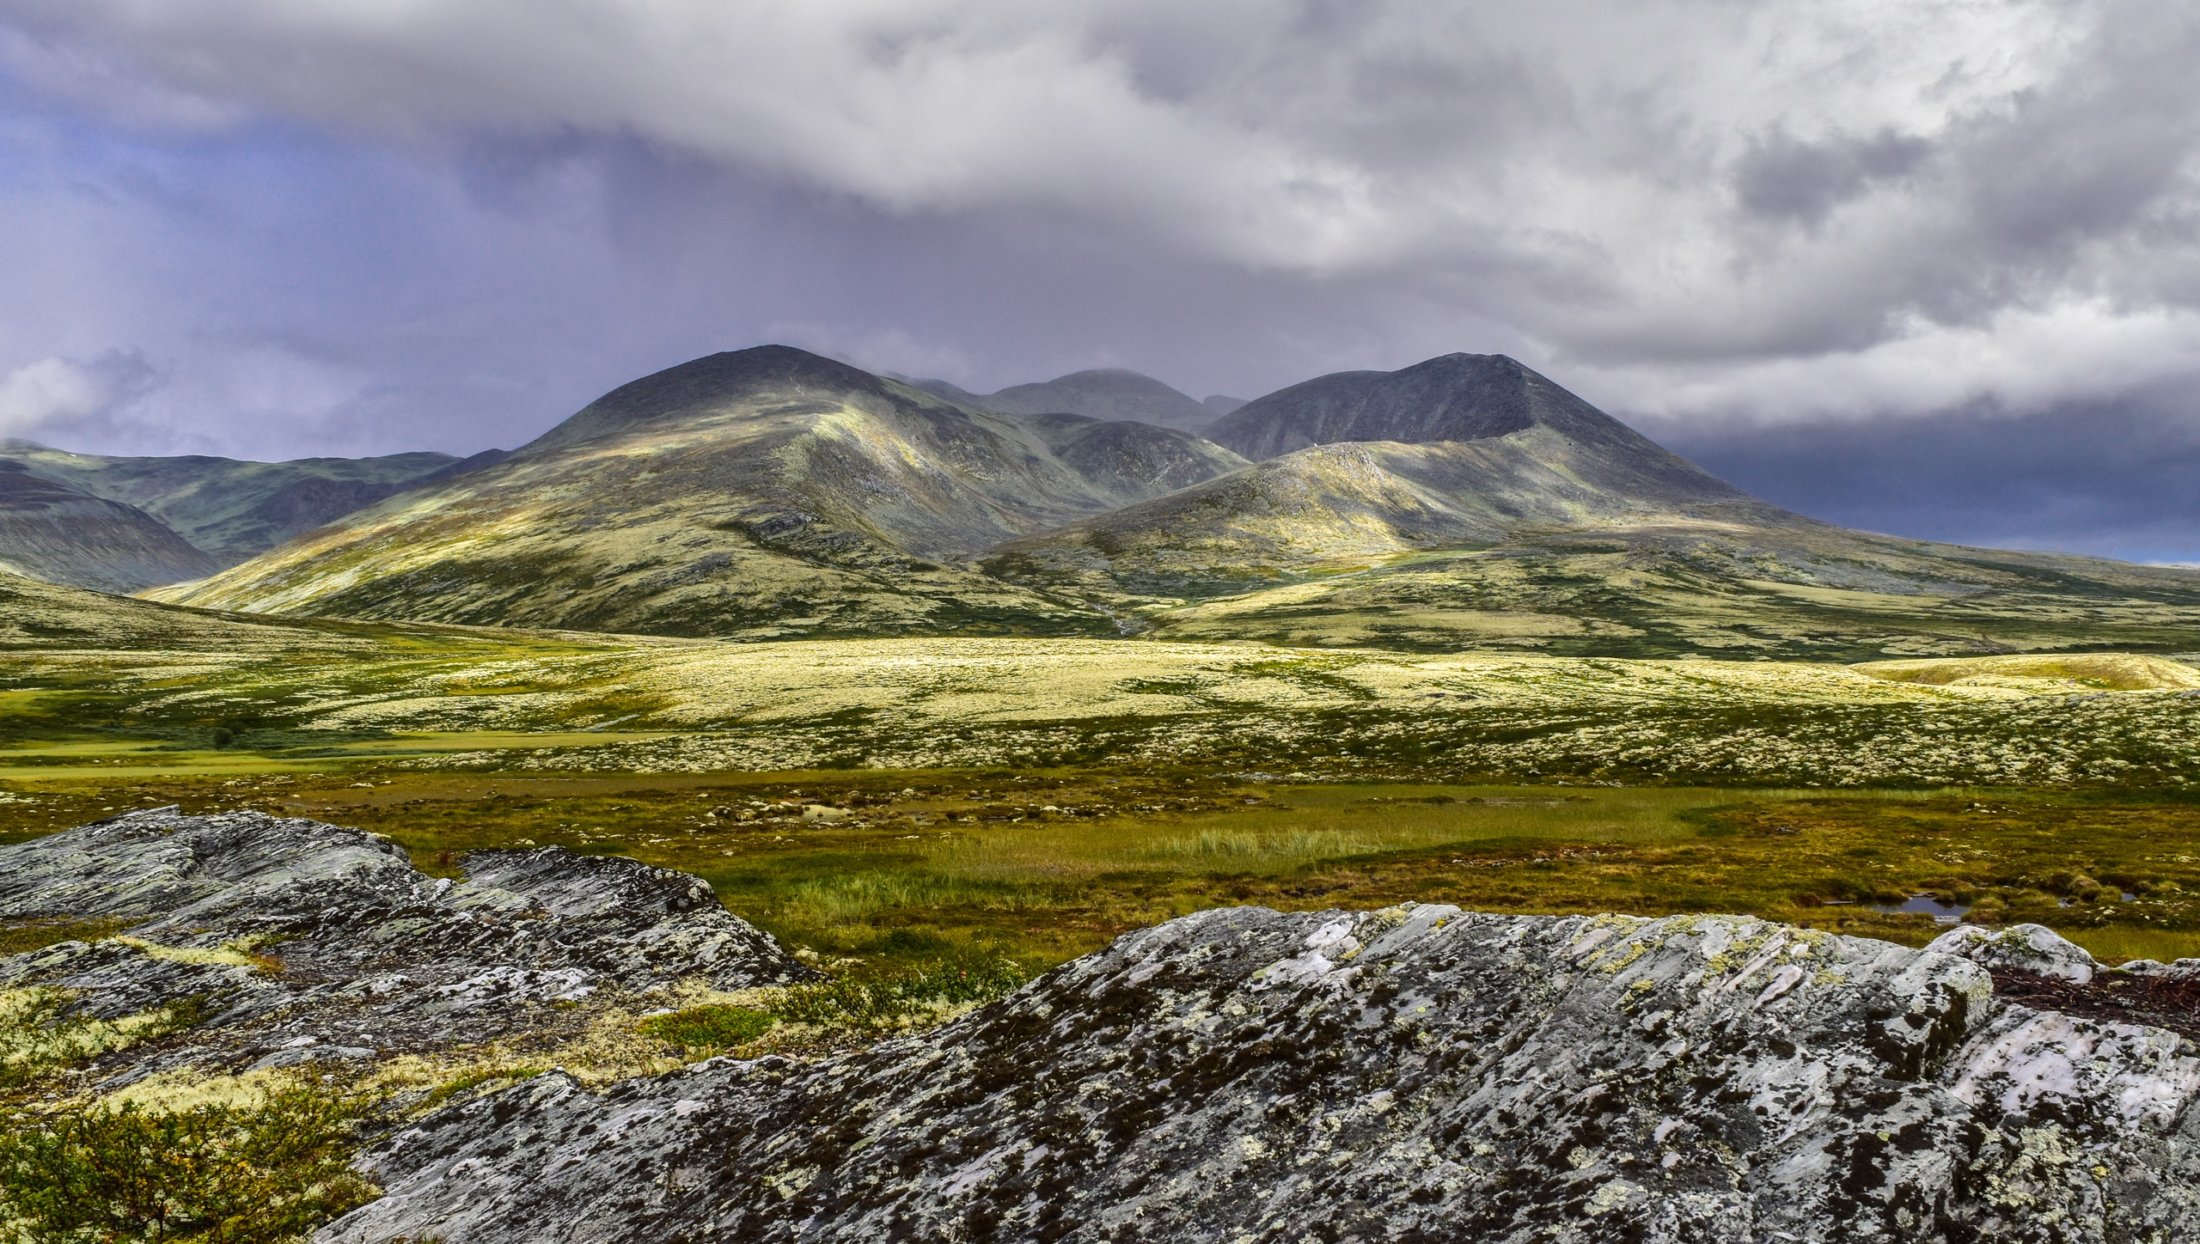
xmin=906 ymin=366 xmax=1220 ymax=433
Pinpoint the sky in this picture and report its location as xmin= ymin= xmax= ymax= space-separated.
xmin=0 ymin=1 xmax=2194 ymax=560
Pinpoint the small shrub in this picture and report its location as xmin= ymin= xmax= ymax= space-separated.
xmin=0 ymin=919 xmax=130 ymax=959
xmin=775 ymin=952 xmax=1028 ymax=1033
xmin=417 ymin=1065 xmax=546 ymax=1111
xmin=0 ymin=991 xmax=212 ymax=1091
xmin=0 ymin=1079 xmax=377 ymax=1243
xmin=637 ymin=1004 xmax=777 ymax=1055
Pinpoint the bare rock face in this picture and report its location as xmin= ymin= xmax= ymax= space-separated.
xmin=325 ymin=906 xmax=2200 ymax=1243
xmin=0 ymin=809 xmax=812 ymax=1083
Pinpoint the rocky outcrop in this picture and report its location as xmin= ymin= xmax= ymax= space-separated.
xmin=0 ymin=809 xmax=811 ymax=1083
xmin=326 ymin=906 xmax=2200 ymax=1243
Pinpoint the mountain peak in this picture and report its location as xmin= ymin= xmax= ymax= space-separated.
xmin=525 ymin=345 xmax=890 ymax=452
xmin=1207 ymin=351 xmax=1612 ymax=460
xmin=978 ymin=368 xmax=1216 ymax=432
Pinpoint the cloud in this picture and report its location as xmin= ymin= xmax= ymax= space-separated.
xmin=0 ymin=0 xmax=2195 ymax=553
xmin=0 ymin=349 xmax=161 ymax=440
xmin=1652 ymin=394 xmax=2200 ymax=562
xmin=6 ymin=1 xmax=2191 ymax=363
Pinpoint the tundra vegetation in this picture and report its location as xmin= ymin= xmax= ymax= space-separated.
xmin=1 ymin=582 xmax=2197 ymax=1237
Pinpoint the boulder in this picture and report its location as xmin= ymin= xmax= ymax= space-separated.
xmin=0 ymin=808 xmax=813 ymax=1084
xmin=324 ymin=906 xmax=2200 ymax=1242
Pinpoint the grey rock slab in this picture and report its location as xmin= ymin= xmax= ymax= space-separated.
xmin=1928 ymin=922 xmax=2099 ymax=983
xmin=0 ymin=808 xmax=813 ymax=1081
xmin=323 ymin=906 xmax=2200 ymax=1243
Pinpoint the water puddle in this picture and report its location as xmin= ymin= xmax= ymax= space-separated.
xmin=1871 ymin=894 xmax=1972 ymax=923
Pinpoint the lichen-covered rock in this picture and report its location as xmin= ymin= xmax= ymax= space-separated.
xmin=1929 ymin=923 xmax=2099 ymax=983
xmin=323 ymin=906 xmax=2200 ymax=1243
xmin=0 ymin=808 xmax=812 ymax=1082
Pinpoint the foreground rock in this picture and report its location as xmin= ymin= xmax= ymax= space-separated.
xmin=0 ymin=808 xmax=812 ymax=1084
xmin=328 ymin=907 xmax=2200 ymax=1243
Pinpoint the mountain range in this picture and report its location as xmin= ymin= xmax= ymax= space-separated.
xmin=123 ymin=344 xmax=2200 ymax=660
xmin=0 ymin=439 xmax=500 ymax=589
xmin=2 ymin=345 xmax=2193 ymax=659
xmin=154 ymin=348 xmax=1243 ymax=637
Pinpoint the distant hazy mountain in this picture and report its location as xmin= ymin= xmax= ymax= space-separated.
xmin=0 ymin=441 xmax=484 ymax=567
xmin=0 ymin=462 xmax=220 ymax=592
xmin=1201 ymin=395 xmax=1247 ymax=417
xmin=921 ymin=368 xmax=1220 ymax=433
xmin=158 ymin=347 xmax=1242 ymax=637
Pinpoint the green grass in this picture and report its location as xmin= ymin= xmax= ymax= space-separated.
xmin=6 ymin=760 xmax=2199 ymax=972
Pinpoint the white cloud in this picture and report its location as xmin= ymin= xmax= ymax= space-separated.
xmin=2 ymin=0 xmax=2199 ymax=429
xmin=0 ymin=350 xmax=160 ymax=439
xmin=1576 ymin=303 xmax=2200 ymax=425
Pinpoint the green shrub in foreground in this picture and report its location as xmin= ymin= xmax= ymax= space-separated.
xmin=636 ymin=1003 xmax=776 ymax=1055
xmin=775 ymin=952 xmax=1030 ymax=1033
xmin=0 ymin=1080 xmax=376 ymax=1243
xmin=639 ymin=952 xmax=1031 ymax=1059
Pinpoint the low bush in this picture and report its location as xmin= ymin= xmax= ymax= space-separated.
xmin=0 ymin=1079 xmax=377 ymax=1243
xmin=637 ymin=1004 xmax=776 ymax=1056
xmin=775 ymin=951 xmax=1028 ymax=1033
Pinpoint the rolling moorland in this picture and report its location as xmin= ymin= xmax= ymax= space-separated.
xmin=2 ymin=346 xmax=2199 ymax=1238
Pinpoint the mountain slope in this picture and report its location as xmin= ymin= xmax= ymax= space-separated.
xmin=154 ymin=347 xmax=1241 ymax=638
xmin=0 ymin=462 xmax=220 ymax=592
xmin=1 ymin=441 xmax=483 ymax=565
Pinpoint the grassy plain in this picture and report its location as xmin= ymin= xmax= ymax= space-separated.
xmin=3 ymin=612 xmax=2198 ymax=1238
xmin=1 ymin=602 xmax=2197 ymax=975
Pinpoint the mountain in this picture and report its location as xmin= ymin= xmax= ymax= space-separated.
xmin=991 ymin=354 xmax=2200 ymax=658
xmin=990 ymin=352 xmax=1773 ymax=590
xmin=947 ymin=368 xmax=1222 ymax=433
xmin=1208 ymin=352 xmax=1664 ymax=460
xmin=1202 ymin=394 xmax=1247 ymax=416
xmin=0 ymin=440 xmax=484 ymax=566
xmin=0 ymin=462 xmax=220 ymax=592
xmin=149 ymin=344 xmax=2200 ymax=658
xmin=155 ymin=347 xmax=1243 ymax=637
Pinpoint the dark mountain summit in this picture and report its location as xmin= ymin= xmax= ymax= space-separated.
xmin=1211 ymin=352 xmax=1636 ymax=459
xmin=526 ymin=346 xmax=897 ymax=453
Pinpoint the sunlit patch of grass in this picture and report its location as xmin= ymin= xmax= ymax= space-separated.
xmin=2064 ymin=925 xmax=2200 ymax=966
xmin=0 ymin=917 xmax=131 ymax=957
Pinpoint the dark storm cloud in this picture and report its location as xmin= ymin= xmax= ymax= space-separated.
xmin=0 ymin=0 xmax=2196 ymax=555
xmin=1731 ymin=130 xmax=1932 ymax=228
xmin=1647 ymin=398 xmax=2200 ymax=564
